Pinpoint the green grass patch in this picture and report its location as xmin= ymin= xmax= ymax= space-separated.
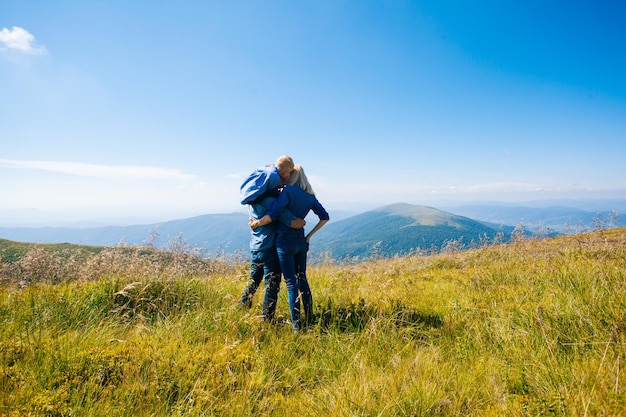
xmin=1 ymin=229 xmax=625 ymax=415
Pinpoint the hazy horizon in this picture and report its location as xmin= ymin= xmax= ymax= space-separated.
xmin=1 ymin=197 xmax=625 ymax=228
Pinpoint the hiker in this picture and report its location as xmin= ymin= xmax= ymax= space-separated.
xmin=250 ymin=164 xmax=329 ymax=331
xmin=239 ymin=155 xmax=305 ymax=322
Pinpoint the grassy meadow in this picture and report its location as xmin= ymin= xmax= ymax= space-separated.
xmin=1 ymin=228 xmax=625 ymax=416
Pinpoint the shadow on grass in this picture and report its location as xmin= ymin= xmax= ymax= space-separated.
xmin=313 ymin=298 xmax=444 ymax=333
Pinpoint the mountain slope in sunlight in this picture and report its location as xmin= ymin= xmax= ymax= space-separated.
xmin=312 ymin=203 xmax=512 ymax=260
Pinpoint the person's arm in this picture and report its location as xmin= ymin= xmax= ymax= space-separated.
xmin=306 ymin=197 xmax=330 ymax=242
xmin=278 ymin=210 xmax=305 ymax=229
xmin=250 ymin=214 xmax=271 ymax=230
xmin=250 ymin=188 xmax=292 ymax=229
xmin=290 ymin=217 xmax=306 ymax=228
xmin=249 ymin=194 xmax=280 ymax=229
xmin=305 ymin=219 xmax=328 ymax=243
xmin=249 ymin=187 xmax=304 ymax=229
xmin=250 ymin=213 xmax=306 ymax=230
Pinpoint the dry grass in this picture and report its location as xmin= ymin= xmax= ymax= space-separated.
xmin=1 ymin=228 xmax=625 ymax=416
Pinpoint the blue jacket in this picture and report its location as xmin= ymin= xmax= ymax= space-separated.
xmin=240 ymin=165 xmax=295 ymax=251
xmin=247 ymin=197 xmax=281 ymax=251
xmin=240 ymin=165 xmax=280 ymax=205
xmin=268 ymin=186 xmax=329 ymax=235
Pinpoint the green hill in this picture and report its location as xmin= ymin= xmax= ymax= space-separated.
xmin=0 ymin=238 xmax=103 ymax=263
xmin=312 ymin=203 xmax=512 ymax=260
xmin=0 ymin=213 xmax=251 ymax=255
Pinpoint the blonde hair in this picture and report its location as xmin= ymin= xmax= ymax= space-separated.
xmin=275 ymin=155 xmax=294 ymax=171
xmin=287 ymin=164 xmax=314 ymax=194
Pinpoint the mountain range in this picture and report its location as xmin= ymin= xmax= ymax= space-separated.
xmin=311 ymin=203 xmax=511 ymax=260
xmin=0 ymin=202 xmax=622 ymax=261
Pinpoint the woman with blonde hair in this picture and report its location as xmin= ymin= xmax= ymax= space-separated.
xmin=250 ymin=164 xmax=329 ymax=331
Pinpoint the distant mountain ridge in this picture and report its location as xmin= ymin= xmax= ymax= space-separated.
xmin=0 ymin=202 xmax=622 ymax=261
xmin=442 ymin=203 xmax=623 ymax=232
xmin=0 ymin=214 xmax=251 ymax=256
xmin=311 ymin=203 xmax=511 ymax=260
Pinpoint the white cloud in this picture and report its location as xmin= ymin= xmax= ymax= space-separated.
xmin=0 ymin=26 xmax=46 ymax=55
xmin=0 ymin=159 xmax=196 ymax=180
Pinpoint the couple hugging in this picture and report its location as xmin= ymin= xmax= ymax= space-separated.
xmin=239 ymin=155 xmax=329 ymax=332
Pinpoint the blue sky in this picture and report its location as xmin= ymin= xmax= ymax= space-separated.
xmin=1 ymin=1 xmax=625 ymax=225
